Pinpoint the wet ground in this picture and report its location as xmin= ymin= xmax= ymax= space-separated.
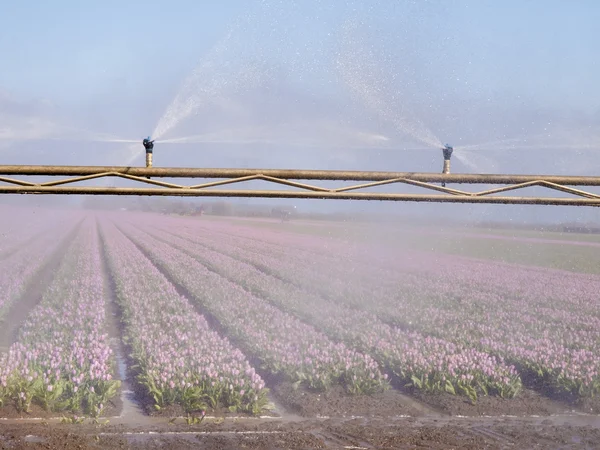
xmin=2 ymin=413 xmax=600 ymax=449
xmin=2 ymin=382 xmax=600 ymax=449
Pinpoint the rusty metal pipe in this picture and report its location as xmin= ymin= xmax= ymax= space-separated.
xmin=0 ymin=165 xmax=600 ymax=185
xmin=1 ymin=185 xmax=600 ymax=205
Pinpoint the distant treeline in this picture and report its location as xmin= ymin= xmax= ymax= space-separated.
xmin=78 ymin=197 xmax=599 ymax=231
xmin=473 ymin=221 xmax=600 ymax=234
xmin=80 ymin=197 xmax=367 ymax=222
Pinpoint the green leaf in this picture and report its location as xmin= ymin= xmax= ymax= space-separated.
xmin=410 ymin=375 xmax=422 ymax=389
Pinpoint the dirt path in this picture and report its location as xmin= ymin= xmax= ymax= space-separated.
xmin=0 ymin=221 xmax=83 ymax=353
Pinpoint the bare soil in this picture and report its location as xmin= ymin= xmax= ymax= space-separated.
xmin=2 ymin=416 xmax=600 ymax=449
xmin=578 ymin=397 xmax=600 ymax=415
xmin=409 ymin=387 xmax=579 ymax=417
xmin=271 ymin=382 xmax=431 ymax=418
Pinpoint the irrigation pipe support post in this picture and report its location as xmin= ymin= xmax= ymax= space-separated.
xmin=441 ymin=144 xmax=453 ymax=188
xmin=0 ymin=165 xmax=599 ymax=206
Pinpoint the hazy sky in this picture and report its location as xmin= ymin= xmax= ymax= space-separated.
xmin=0 ymin=0 xmax=599 ymax=221
xmin=1 ymin=1 xmax=597 ymax=106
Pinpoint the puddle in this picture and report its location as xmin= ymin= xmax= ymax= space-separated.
xmin=23 ymin=435 xmax=45 ymax=443
xmin=99 ymin=430 xmax=289 ymax=445
xmin=111 ymin=343 xmax=148 ymax=425
xmin=267 ymin=393 xmax=305 ymax=422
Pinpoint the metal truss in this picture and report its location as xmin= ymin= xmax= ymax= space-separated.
xmin=0 ymin=165 xmax=599 ymax=206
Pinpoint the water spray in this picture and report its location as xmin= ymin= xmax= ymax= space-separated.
xmin=441 ymin=144 xmax=453 ymax=187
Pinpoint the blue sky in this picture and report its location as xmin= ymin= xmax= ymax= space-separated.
xmin=2 ymin=0 xmax=597 ymax=109
xmin=0 ymin=1 xmax=243 ymax=102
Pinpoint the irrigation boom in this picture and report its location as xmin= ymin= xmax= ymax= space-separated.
xmin=0 ymin=164 xmax=599 ymax=206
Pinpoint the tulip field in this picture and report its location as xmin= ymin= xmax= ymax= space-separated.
xmin=0 ymin=217 xmax=118 ymax=416
xmin=1 ymin=208 xmax=600 ymax=422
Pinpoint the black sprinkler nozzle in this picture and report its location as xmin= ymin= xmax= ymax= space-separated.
xmin=143 ymin=137 xmax=155 ymax=176
xmin=442 ymin=144 xmax=453 ymax=160
xmin=143 ymin=138 xmax=155 ymax=152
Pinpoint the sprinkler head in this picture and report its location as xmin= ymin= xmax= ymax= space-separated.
xmin=441 ymin=144 xmax=453 ymax=187
xmin=442 ymin=144 xmax=453 ymax=160
xmin=143 ymin=137 xmax=155 ymax=153
xmin=143 ymin=137 xmax=155 ymax=171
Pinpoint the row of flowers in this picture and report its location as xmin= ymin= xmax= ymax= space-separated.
xmin=140 ymin=224 xmax=522 ymax=402
xmin=0 ymin=218 xmax=80 ymax=319
xmin=119 ymin=222 xmax=388 ymax=395
xmin=165 ymin=214 xmax=600 ymax=317
xmin=0 ymin=210 xmax=65 ymax=257
xmin=99 ymin=220 xmax=269 ymax=415
xmin=142 ymin=217 xmax=600 ymax=399
xmin=0 ymin=219 xmax=119 ymax=416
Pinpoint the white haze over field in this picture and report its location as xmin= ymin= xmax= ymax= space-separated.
xmin=0 ymin=0 xmax=598 ymax=222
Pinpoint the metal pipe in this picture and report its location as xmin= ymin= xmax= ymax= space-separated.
xmin=442 ymin=160 xmax=451 ymax=175
xmin=441 ymin=160 xmax=451 ymax=188
xmin=0 ymin=185 xmax=599 ymax=205
xmin=441 ymin=144 xmax=453 ymax=187
xmin=1 ymin=165 xmax=600 ymax=185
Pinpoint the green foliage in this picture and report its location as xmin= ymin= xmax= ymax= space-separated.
xmin=136 ymin=372 xmax=271 ymax=416
xmin=403 ymin=369 xmax=522 ymax=403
